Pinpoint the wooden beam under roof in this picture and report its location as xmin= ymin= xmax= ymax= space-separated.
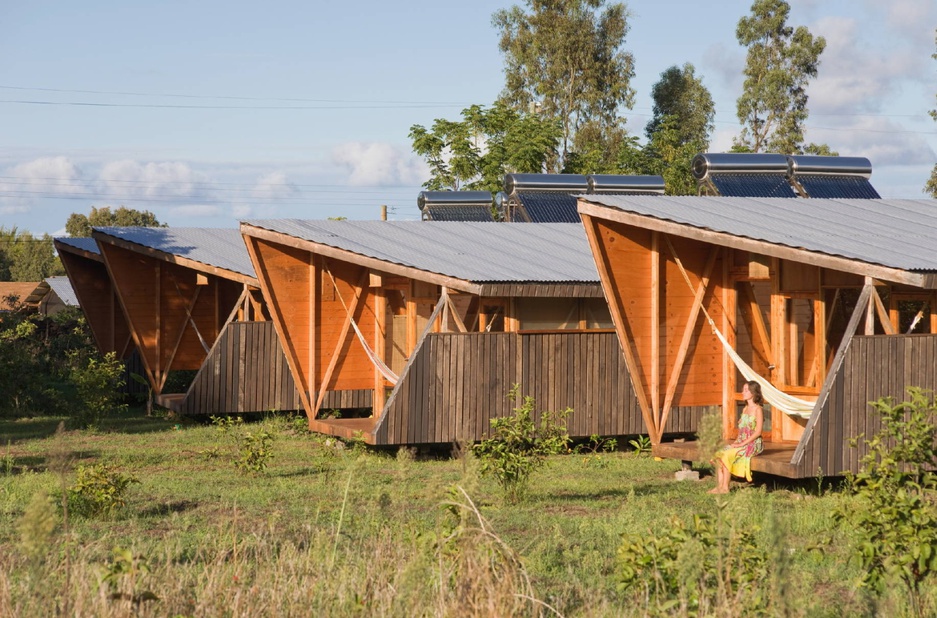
xmin=578 ymin=200 xmax=931 ymax=290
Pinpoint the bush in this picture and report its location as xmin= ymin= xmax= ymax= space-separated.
xmin=67 ymin=463 xmax=140 ymax=518
xmin=618 ymin=511 xmax=774 ymax=616
xmin=835 ymin=388 xmax=937 ymax=615
xmin=473 ymin=385 xmax=571 ymax=502
xmin=69 ymin=351 xmax=127 ymax=428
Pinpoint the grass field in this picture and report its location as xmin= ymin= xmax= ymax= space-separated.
xmin=0 ymin=408 xmax=931 ymax=617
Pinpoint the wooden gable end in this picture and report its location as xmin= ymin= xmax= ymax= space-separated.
xmin=57 ymin=249 xmax=134 ymax=359
xmin=98 ymin=241 xmax=244 ymax=394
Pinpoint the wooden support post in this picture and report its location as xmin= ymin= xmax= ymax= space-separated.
xmin=313 ymin=268 xmax=368 ymax=418
xmin=373 ymin=281 xmax=387 ymax=413
xmin=865 ymin=277 xmax=875 ymax=335
xmin=723 ymin=250 xmax=736 ymax=444
xmin=308 ymin=255 xmax=318 ymax=412
xmin=658 ymin=243 xmax=719 ymax=437
xmin=406 ymin=282 xmax=417 ymax=354
xmin=792 ymin=283 xmax=873 ymax=466
xmin=871 ymin=286 xmax=895 ymax=335
xmin=158 ymin=286 xmax=203 ymax=393
xmin=739 ymin=282 xmax=774 ymax=369
xmin=770 ymin=258 xmax=785 ymax=386
xmin=650 ymin=232 xmax=660 ymax=429
xmin=155 ymin=261 xmax=162 ymax=392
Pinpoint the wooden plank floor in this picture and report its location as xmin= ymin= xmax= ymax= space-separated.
xmin=308 ymin=418 xmax=377 ymax=444
xmin=653 ymin=440 xmax=802 ymax=478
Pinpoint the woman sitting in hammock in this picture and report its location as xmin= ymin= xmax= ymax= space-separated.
xmin=710 ymin=381 xmax=764 ymax=494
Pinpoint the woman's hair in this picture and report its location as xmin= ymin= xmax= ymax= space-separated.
xmin=745 ymin=380 xmax=764 ymax=405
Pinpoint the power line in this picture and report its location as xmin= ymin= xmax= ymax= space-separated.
xmin=0 ymin=98 xmax=463 ymax=111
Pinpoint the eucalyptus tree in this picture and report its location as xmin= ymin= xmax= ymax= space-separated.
xmin=646 ymin=63 xmax=715 ymax=149
xmin=927 ymin=30 xmax=937 ymax=198
xmin=65 ymin=206 xmax=164 ymax=237
xmin=409 ymin=101 xmax=561 ymax=192
xmin=492 ymin=0 xmax=635 ymax=172
xmin=734 ymin=0 xmax=826 ymax=154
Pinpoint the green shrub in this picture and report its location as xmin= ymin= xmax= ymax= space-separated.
xmin=835 ymin=387 xmax=937 ymax=615
xmin=67 ymin=463 xmax=139 ymax=518
xmin=234 ymin=429 xmax=275 ymax=474
xmin=628 ymin=434 xmax=652 ymax=456
xmin=69 ymin=351 xmax=127 ymax=429
xmin=618 ymin=511 xmax=772 ymax=616
xmin=473 ymin=385 xmax=571 ymax=502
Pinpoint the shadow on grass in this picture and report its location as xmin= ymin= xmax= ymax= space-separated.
xmin=139 ymin=500 xmax=199 ymax=518
xmin=0 ymin=408 xmax=185 ymax=445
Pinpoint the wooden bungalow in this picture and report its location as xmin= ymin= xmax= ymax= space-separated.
xmin=88 ymin=227 xmax=308 ymax=415
xmin=240 ymin=220 xmax=711 ymax=445
xmin=578 ymin=194 xmax=937 ymax=478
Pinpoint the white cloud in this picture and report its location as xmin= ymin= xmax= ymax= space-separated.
xmin=701 ymin=43 xmax=745 ymax=93
xmin=97 ymin=160 xmax=213 ymax=200
xmin=1 ymin=156 xmax=86 ymax=197
xmin=331 ymin=142 xmax=428 ymax=186
xmin=865 ymin=0 xmax=937 ymax=46
xmin=252 ymin=171 xmax=298 ymax=200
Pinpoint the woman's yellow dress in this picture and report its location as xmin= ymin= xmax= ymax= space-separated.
xmin=715 ymin=411 xmax=764 ymax=482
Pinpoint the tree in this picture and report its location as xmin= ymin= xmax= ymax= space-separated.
xmin=0 ymin=227 xmax=63 ymax=282
xmin=409 ymin=101 xmax=561 ymax=192
xmin=65 ymin=206 xmax=164 ymax=238
xmin=646 ymin=63 xmax=715 ymax=149
xmin=927 ymin=30 xmax=937 ymax=198
xmin=493 ymin=0 xmax=635 ymax=172
xmin=734 ymin=0 xmax=826 ymax=154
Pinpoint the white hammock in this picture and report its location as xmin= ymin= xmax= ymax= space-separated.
xmin=669 ymin=245 xmax=817 ymax=419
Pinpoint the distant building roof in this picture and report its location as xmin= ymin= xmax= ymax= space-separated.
xmin=45 ymin=276 xmax=79 ymax=306
xmin=92 ymin=227 xmax=255 ymax=280
xmin=579 ymin=195 xmax=937 ymax=277
xmin=241 ymin=220 xmax=600 ymax=285
xmin=0 ymin=282 xmax=41 ymax=310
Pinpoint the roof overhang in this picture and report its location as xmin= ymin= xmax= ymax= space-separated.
xmin=578 ymin=199 xmax=933 ymax=289
xmin=54 ymin=239 xmax=103 ymax=263
xmin=92 ymin=230 xmax=258 ymax=287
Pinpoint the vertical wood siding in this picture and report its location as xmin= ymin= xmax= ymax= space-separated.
xmin=374 ymin=331 xmax=704 ymax=445
xmin=798 ymin=334 xmax=937 ymax=476
xmin=176 ymin=322 xmax=370 ymax=415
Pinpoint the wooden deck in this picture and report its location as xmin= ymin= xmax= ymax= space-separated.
xmin=653 ymin=440 xmax=800 ymax=478
xmin=309 ymin=418 xmax=377 ymax=443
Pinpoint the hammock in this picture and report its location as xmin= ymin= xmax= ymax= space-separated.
xmin=326 ymin=268 xmax=399 ymax=386
xmin=669 ymin=244 xmax=817 ymax=419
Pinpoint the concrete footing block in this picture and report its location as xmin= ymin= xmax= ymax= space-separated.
xmin=674 ymin=469 xmax=700 ymax=481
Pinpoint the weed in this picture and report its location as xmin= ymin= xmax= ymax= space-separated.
xmin=100 ymin=546 xmax=159 ymax=607
xmin=627 ymin=435 xmax=652 ymax=456
xmin=16 ymin=490 xmax=58 ymax=564
xmin=68 ymin=350 xmax=127 ymax=429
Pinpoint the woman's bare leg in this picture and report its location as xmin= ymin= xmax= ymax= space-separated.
xmin=709 ymin=461 xmax=729 ymax=494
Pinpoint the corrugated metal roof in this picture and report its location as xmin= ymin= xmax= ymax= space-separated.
xmin=93 ymin=227 xmax=255 ymax=278
xmin=45 ymin=276 xmax=79 ymax=306
xmin=55 ymin=237 xmax=100 ymax=255
xmin=241 ymin=220 xmax=600 ymax=283
xmin=579 ymin=195 xmax=937 ymax=273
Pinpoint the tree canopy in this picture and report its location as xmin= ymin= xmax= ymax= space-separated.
xmin=65 ymin=206 xmax=164 ymax=238
xmin=646 ymin=63 xmax=714 ymax=149
xmin=409 ymin=101 xmax=561 ymax=192
xmin=492 ymin=0 xmax=635 ymax=172
xmin=734 ymin=0 xmax=826 ymax=154
xmin=0 ymin=227 xmax=63 ymax=282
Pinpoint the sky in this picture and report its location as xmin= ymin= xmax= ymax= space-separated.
xmin=0 ymin=0 xmax=935 ymax=236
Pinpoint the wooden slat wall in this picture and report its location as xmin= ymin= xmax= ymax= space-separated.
xmin=374 ymin=331 xmax=703 ymax=445
xmin=797 ymin=333 xmax=937 ymax=476
xmin=176 ymin=321 xmax=369 ymax=415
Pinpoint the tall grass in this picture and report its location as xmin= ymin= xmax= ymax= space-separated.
xmin=0 ymin=409 xmax=933 ymax=616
